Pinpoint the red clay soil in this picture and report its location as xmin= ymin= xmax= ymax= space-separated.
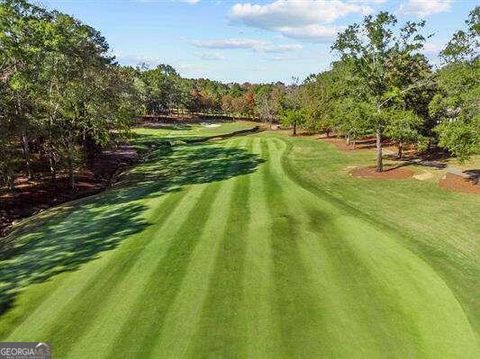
xmin=350 ymin=166 xmax=414 ymax=180
xmin=439 ymin=173 xmax=480 ymax=195
xmin=0 ymin=144 xmax=139 ymax=237
xmin=0 ymin=173 xmax=103 ymax=237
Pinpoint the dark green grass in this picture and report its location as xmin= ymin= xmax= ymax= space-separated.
xmin=0 ymin=126 xmax=479 ymax=358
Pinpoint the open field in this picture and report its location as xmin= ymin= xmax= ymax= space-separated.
xmin=0 ymin=125 xmax=479 ymax=358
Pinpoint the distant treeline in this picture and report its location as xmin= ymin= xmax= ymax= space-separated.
xmin=1 ymin=0 xmax=479 ymax=190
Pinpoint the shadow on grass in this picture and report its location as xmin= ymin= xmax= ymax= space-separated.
xmin=137 ymin=123 xmax=193 ymax=131
xmin=0 ymin=133 xmax=263 ymax=317
xmin=464 ymin=169 xmax=480 ymax=184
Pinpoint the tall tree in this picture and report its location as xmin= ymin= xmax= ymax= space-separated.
xmin=332 ymin=12 xmax=430 ymax=171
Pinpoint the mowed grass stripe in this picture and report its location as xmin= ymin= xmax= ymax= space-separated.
xmin=36 ymin=187 xmax=205 ymax=355
xmin=266 ymin=137 xmax=414 ymax=356
xmin=148 ymin=138 xmax=252 ymax=358
xmin=261 ymin=137 xmax=327 ymax=358
xmin=67 ymin=186 xmax=214 ymax=357
xmin=271 ymin=136 xmax=480 ymax=357
xmin=5 ymin=188 xmax=189 ymax=343
xmin=187 ymin=139 xmax=253 ymax=358
xmin=263 ymin=137 xmax=406 ymax=356
xmin=240 ymin=137 xmax=280 ymax=358
xmin=67 ymin=140 xmax=243 ymax=358
xmin=103 ymin=183 xmax=222 ymax=359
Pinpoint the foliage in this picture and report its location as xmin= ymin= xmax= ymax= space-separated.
xmin=432 ymin=6 xmax=480 ymax=161
xmin=332 ymin=11 xmax=432 ymax=171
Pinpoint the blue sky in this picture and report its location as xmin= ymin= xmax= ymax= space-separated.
xmin=40 ymin=0 xmax=478 ymax=83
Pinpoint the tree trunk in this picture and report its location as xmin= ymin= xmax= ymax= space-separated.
xmin=6 ymin=170 xmax=15 ymax=192
xmin=21 ymin=134 xmax=32 ymax=179
xmin=346 ymin=134 xmax=350 ymax=145
xmin=67 ymin=140 xmax=75 ymax=190
xmin=352 ymin=140 xmax=356 ymax=150
xmin=397 ymin=142 xmax=403 ymax=159
xmin=48 ymin=146 xmax=57 ymax=182
xmin=376 ymin=127 xmax=383 ymax=172
xmin=293 ymin=122 xmax=297 ymax=135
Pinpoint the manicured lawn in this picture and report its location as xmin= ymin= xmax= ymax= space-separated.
xmin=133 ymin=120 xmax=257 ymax=140
xmin=0 ymin=125 xmax=479 ymax=358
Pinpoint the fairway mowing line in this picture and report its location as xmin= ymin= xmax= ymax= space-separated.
xmin=102 ymin=183 xmax=225 ymax=358
xmin=260 ymin=138 xmax=331 ymax=358
xmin=6 ymin=140 xmax=238 ymax=353
xmin=261 ymin=139 xmax=355 ymax=357
xmin=148 ymin=138 xmax=252 ymax=358
xmin=3 ymin=192 xmax=177 ymax=341
xmin=186 ymin=138 xmax=254 ymax=358
xmin=261 ymin=137 xmax=409 ymax=357
xmin=263 ymin=138 xmax=410 ymax=356
xmin=267 ymin=137 xmax=480 ymax=357
xmin=239 ymin=137 xmax=282 ymax=358
xmin=67 ymin=141 xmax=242 ymax=358
xmin=13 ymin=187 xmax=197 ymax=351
xmin=65 ymin=185 xmax=212 ymax=357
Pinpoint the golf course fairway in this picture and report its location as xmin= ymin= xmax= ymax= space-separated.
xmin=1 ymin=125 xmax=479 ymax=358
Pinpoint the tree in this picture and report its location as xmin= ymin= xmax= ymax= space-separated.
xmin=142 ymin=64 xmax=184 ymax=115
xmin=333 ymin=99 xmax=374 ymax=149
xmin=333 ymin=12 xmax=430 ymax=171
xmin=281 ymin=79 xmax=303 ymax=135
xmin=0 ymin=1 xmax=138 ymax=190
xmin=302 ymin=61 xmax=359 ymax=136
xmin=431 ymin=6 xmax=480 ymax=162
xmin=384 ymin=109 xmax=425 ymax=158
xmin=281 ymin=108 xmax=305 ymax=136
xmin=255 ymin=85 xmax=284 ymax=127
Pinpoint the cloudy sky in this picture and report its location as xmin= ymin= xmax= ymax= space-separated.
xmin=41 ymin=0 xmax=477 ymax=83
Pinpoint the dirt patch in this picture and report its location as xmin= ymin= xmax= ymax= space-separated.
xmin=439 ymin=173 xmax=480 ymax=195
xmin=350 ymin=166 xmax=414 ymax=180
xmin=0 ymin=144 xmax=139 ymax=238
xmin=413 ymin=171 xmax=434 ymax=181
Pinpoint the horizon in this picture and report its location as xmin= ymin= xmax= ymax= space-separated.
xmin=39 ymin=0 xmax=477 ymax=83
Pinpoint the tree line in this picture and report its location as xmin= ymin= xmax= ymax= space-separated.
xmin=1 ymin=0 xmax=478 ymax=192
xmin=286 ymin=7 xmax=479 ymax=172
xmin=0 ymin=0 xmax=280 ymax=190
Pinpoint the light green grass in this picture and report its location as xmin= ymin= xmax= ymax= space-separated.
xmin=133 ymin=120 xmax=257 ymax=140
xmin=0 ymin=125 xmax=479 ymax=358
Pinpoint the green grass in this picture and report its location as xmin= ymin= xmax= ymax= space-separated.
xmin=1 ymin=125 xmax=479 ymax=358
xmin=133 ymin=120 xmax=257 ymax=140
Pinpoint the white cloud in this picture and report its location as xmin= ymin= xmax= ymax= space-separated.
xmin=230 ymin=0 xmax=374 ymax=41
xmin=198 ymin=52 xmax=226 ymax=60
xmin=176 ymin=0 xmax=200 ymax=4
xmin=191 ymin=38 xmax=302 ymax=53
xmin=398 ymin=0 xmax=451 ymax=17
xmin=192 ymin=38 xmax=266 ymax=49
xmin=276 ymin=24 xmax=343 ymax=41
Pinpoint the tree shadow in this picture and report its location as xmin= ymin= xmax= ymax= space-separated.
xmin=137 ymin=123 xmax=193 ymax=131
xmin=0 ymin=134 xmax=263 ymax=317
xmin=464 ymin=169 xmax=480 ymax=184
